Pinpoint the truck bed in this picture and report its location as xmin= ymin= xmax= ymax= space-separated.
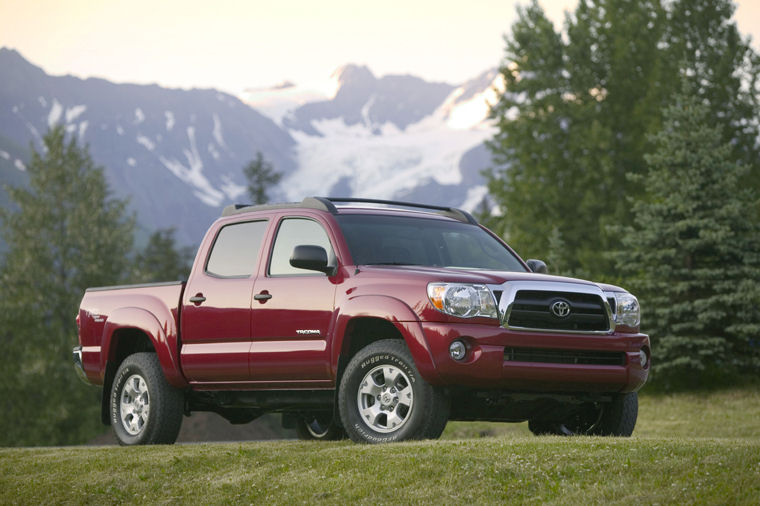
xmin=76 ymin=281 xmax=185 ymax=385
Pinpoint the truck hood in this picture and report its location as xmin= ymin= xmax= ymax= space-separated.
xmin=358 ymin=265 xmax=605 ymax=289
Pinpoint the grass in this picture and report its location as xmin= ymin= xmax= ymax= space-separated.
xmin=1 ymin=387 xmax=759 ymax=505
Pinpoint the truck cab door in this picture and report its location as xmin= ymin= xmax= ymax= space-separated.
xmin=250 ymin=216 xmax=338 ymax=386
xmin=180 ymin=220 xmax=268 ymax=383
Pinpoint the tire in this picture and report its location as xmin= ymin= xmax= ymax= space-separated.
xmin=528 ymin=392 xmax=638 ymax=437
xmin=295 ymin=412 xmax=345 ymax=441
xmin=338 ymin=339 xmax=449 ymax=444
xmin=110 ymin=352 xmax=184 ymax=445
xmin=595 ymin=391 xmax=638 ymax=436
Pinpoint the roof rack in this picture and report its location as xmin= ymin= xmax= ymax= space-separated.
xmin=222 ymin=196 xmax=478 ymax=225
xmin=221 ymin=197 xmax=335 ymax=217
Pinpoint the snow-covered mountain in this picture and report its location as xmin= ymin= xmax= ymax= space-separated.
xmin=243 ymin=64 xmax=500 ymax=214
xmin=0 ymin=48 xmax=500 ymax=248
xmin=0 ymin=48 xmax=296 ymax=245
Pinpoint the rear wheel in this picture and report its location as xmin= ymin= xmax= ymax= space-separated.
xmin=110 ymin=353 xmax=184 ymax=445
xmin=338 ymin=339 xmax=449 ymax=443
xmin=295 ymin=413 xmax=345 ymax=441
xmin=528 ymin=392 xmax=638 ymax=437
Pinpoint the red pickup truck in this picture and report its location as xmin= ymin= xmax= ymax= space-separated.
xmin=74 ymin=197 xmax=649 ymax=445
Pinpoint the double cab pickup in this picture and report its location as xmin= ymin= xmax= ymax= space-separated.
xmin=74 ymin=197 xmax=649 ymax=444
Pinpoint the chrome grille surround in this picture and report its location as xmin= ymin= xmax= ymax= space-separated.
xmin=492 ymin=281 xmax=615 ymax=335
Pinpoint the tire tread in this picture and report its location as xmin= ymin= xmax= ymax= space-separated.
xmin=111 ymin=352 xmax=184 ymax=445
xmin=338 ymin=339 xmax=448 ymax=443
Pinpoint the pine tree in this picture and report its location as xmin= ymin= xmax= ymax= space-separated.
xmin=486 ymin=0 xmax=666 ymax=279
xmin=486 ymin=0 xmax=760 ymax=280
xmin=666 ymin=0 xmax=760 ymax=188
xmin=485 ymin=0 xmax=566 ymax=255
xmin=0 ymin=126 xmax=135 ymax=445
xmin=243 ymin=152 xmax=281 ymax=205
xmin=131 ymin=228 xmax=193 ymax=284
xmin=618 ymin=86 xmax=760 ymax=384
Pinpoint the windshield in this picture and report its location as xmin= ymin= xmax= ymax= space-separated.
xmin=335 ymin=214 xmax=527 ymax=272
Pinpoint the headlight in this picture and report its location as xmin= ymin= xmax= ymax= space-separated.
xmin=612 ymin=292 xmax=640 ymax=328
xmin=427 ymin=283 xmax=498 ymax=319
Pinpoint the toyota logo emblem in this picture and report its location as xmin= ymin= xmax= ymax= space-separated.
xmin=550 ymin=300 xmax=571 ymax=318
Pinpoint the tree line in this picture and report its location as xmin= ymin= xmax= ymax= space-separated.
xmin=485 ymin=0 xmax=760 ymax=386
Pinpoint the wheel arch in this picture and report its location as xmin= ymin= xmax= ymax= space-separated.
xmin=101 ymin=307 xmax=186 ymax=388
xmin=332 ymin=295 xmax=442 ymax=385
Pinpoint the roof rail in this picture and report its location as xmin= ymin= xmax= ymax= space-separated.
xmin=324 ymin=197 xmax=479 ymax=225
xmin=221 ymin=197 xmax=479 ymax=225
xmin=221 ymin=197 xmax=337 ymax=217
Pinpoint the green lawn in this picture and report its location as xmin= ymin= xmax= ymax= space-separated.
xmin=2 ymin=388 xmax=759 ymax=505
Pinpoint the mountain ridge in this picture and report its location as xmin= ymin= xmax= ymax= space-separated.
xmin=0 ymin=48 xmax=498 ymax=249
xmin=0 ymin=47 xmax=296 ymax=245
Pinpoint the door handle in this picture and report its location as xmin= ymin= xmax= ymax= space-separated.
xmin=254 ymin=292 xmax=272 ymax=301
xmin=189 ymin=294 xmax=206 ymax=304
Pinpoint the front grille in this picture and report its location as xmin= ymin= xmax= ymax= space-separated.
xmin=504 ymin=347 xmax=625 ymax=366
xmin=506 ymin=290 xmax=610 ymax=332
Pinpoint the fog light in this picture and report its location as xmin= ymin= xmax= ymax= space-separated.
xmin=639 ymin=349 xmax=648 ymax=368
xmin=449 ymin=340 xmax=466 ymax=361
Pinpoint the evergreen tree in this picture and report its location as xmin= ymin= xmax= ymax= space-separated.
xmin=243 ymin=152 xmax=281 ymax=205
xmin=666 ymin=0 xmax=760 ymax=189
xmin=485 ymin=0 xmax=569 ymax=260
xmin=131 ymin=228 xmax=193 ymax=284
xmin=486 ymin=0 xmax=666 ymax=279
xmin=486 ymin=0 xmax=760 ymax=282
xmin=618 ymin=86 xmax=760 ymax=384
xmin=0 ymin=126 xmax=135 ymax=446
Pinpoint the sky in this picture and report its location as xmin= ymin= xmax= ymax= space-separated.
xmin=1 ymin=0 xmax=759 ymax=95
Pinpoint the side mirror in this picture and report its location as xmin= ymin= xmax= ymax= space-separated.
xmin=526 ymin=259 xmax=548 ymax=274
xmin=290 ymin=245 xmax=335 ymax=275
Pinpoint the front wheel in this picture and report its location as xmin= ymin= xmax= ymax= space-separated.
xmin=528 ymin=392 xmax=638 ymax=437
xmin=110 ymin=352 xmax=184 ymax=445
xmin=338 ymin=339 xmax=449 ymax=444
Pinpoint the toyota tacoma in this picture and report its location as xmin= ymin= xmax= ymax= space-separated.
xmin=74 ymin=197 xmax=649 ymax=444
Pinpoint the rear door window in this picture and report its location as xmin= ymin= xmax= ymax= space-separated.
xmin=206 ymin=221 xmax=268 ymax=277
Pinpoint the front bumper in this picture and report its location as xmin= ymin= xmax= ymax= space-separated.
xmin=422 ymin=322 xmax=650 ymax=393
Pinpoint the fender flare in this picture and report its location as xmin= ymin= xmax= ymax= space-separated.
xmin=101 ymin=306 xmax=187 ymax=388
xmin=332 ymin=295 xmax=442 ymax=385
